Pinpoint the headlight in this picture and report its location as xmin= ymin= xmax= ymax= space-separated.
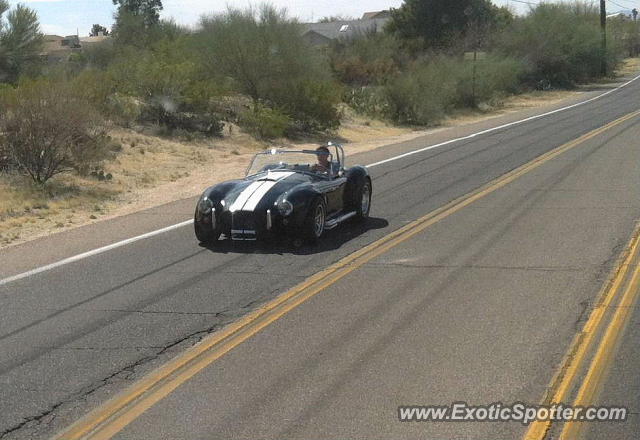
xmin=198 ymin=196 xmax=214 ymax=215
xmin=277 ymin=199 xmax=293 ymax=216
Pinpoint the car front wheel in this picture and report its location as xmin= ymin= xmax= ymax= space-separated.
xmin=194 ymin=208 xmax=221 ymax=245
xmin=302 ymin=198 xmax=326 ymax=243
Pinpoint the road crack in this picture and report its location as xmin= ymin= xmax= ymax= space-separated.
xmin=0 ymin=319 xmax=228 ymax=439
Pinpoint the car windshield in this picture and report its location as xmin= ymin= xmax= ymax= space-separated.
xmin=246 ymin=150 xmax=334 ymax=177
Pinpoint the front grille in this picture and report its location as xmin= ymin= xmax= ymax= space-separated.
xmin=232 ymin=211 xmax=256 ymax=231
xmin=231 ymin=211 xmax=257 ymax=240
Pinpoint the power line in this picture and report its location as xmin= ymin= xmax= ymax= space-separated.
xmin=608 ymin=0 xmax=629 ymax=9
xmin=507 ymin=0 xmax=539 ymax=5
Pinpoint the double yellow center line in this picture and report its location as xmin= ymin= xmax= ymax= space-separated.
xmin=55 ymin=109 xmax=640 ymax=440
xmin=524 ymin=220 xmax=640 ymax=440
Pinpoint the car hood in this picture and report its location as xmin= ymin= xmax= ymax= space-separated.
xmin=223 ymin=171 xmax=317 ymax=213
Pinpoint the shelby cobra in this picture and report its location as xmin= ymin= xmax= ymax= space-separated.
xmin=194 ymin=143 xmax=372 ymax=244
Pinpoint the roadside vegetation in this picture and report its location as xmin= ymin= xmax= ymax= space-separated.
xmin=0 ymin=0 xmax=638 ymax=245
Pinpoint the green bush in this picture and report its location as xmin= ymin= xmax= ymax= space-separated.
xmin=106 ymin=94 xmax=143 ymax=127
xmin=455 ymin=54 xmax=524 ymax=107
xmin=344 ymin=86 xmax=389 ymax=118
xmin=240 ymin=104 xmax=291 ymax=140
xmin=383 ymin=58 xmax=458 ymax=125
xmin=280 ymin=80 xmax=342 ymax=135
xmin=140 ymin=100 xmax=224 ymax=137
xmin=329 ymin=33 xmax=405 ymax=86
xmin=381 ymin=54 xmax=525 ymax=125
xmin=496 ymin=3 xmax=623 ymax=86
xmin=196 ymin=4 xmax=340 ymax=134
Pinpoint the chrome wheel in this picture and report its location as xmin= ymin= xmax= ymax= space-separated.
xmin=314 ymin=204 xmax=325 ymax=238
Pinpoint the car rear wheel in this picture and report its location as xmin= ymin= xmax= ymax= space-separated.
xmin=302 ymin=198 xmax=326 ymax=243
xmin=355 ymin=179 xmax=372 ymax=221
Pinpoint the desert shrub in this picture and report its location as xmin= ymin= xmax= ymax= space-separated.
xmin=105 ymin=94 xmax=143 ymax=127
xmin=381 ymin=54 xmax=525 ymax=125
xmin=74 ymin=69 xmax=115 ymax=108
xmin=102 ymin=39 xmax=227 ymax=133
xmin=329 ymin=33 xmax=405 ymax=86
xmin=609 ymin=19 xmax=640 ymax=57
xmin=383 ymin=59 xmax=457 ymax=125
xmin=239 ymin=104 xmax=291 ymax=139
xmin=140 ymin=100 xmax=224 ymax=137
xmin=279 ymin=80 xmax=342 ymax=135
xmin=0 ymin=80 xmax=110 ymax=183
xmin=0 ymin=141 xmax=10 ymax=172
xmin=106 ymin=42 xmax=200 ymax=101
xmin=81 ymin=40 xmax=117 ymax=69
xmin=196 ymin=4 xmax=339 ymax=134
xmin=208 ymin=95 xmax=252 ymax=124
xmin=455 ymin=54 xmax=525 ymax=107
xmin=496 ymin=3 xmax=623 ymax=86
xmin=344 ymin=86 xmax=389 ymax=118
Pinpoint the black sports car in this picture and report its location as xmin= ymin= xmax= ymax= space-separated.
xmin=194 ymin=143 xmax=372 ymax=244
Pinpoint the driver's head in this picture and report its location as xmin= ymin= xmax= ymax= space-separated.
xmin=316 ymin=146 xmax=331 ymax=168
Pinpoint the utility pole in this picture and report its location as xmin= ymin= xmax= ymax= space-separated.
xmin=600 ymin=0 xmax=607 ymax=76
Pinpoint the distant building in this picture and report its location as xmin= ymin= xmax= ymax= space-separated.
xmin=361 ymin=10 xmax=392 ymax=20
xmin=79 ymin=34 xmax=113 ymax=49
xmin=42 ymin=35 xmax=80 ymax=63
xmin=302 ymin=12 xmax=391 ymax=46
xmin=42 ymin=33 xmax=112 ymax=63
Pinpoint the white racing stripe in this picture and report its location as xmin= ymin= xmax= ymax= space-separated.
xmin=228 ymin=181 xmax=263 ymax=212
xmin=243 ymin=171 xmax=294 ymax=211
xmin=229 ymin=171 xmax=294 ymax=212
xmin=1 ymin=73 xmax=639 ymax=286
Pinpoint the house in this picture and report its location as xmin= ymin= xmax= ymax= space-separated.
xmin=362 ymin=10 xmax=391 ymax=20
xmin=302 ymin=14 xmax=390 ymax=46
xmin=79 ymin=34 xmax=113 ymax=49
xmin=42 ymin=35 xmax=81 ymax=63
xmin=42 ymin=34 xmax=112 ymax=63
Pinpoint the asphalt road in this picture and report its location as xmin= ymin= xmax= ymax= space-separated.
xmin=1 ymin=76 xmax=640 ymax=440
xmin=584 ymin=302 xmax=640 ymax=440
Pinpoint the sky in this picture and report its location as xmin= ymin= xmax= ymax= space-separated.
xmin=8 ymin=0 xmax=619 ymax=37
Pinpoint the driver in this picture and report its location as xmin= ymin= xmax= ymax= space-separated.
xmin=311 ymin=146 xmax=332 ymax=175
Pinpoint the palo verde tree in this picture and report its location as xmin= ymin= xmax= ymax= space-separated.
xmin=387 ymin=0 xmax=511 ymax=50
xmin=0 ymin=0 xmax=43 ymax=83
xmin=112 ymin=0 xmax=162 ymax=47
xmin=90 ymin=24 xmax=110 ymax=36
xmin=112 ymin=0 xmax=163 ymax=27
xmin=196 ymin=5 xmax=341 ymax=132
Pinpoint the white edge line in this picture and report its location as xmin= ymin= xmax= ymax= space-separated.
xmin=367 ymin=73 xmax=640 ymax=168
xmin=2 ymin=74 xmax=639 ymax=287
xmin=0 ymin=220 xmax=193 ymax=287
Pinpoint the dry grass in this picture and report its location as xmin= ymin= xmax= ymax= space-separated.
xmin=1 ymin=57 xmax=638 ymax=248
xmin=616 ymin=57 xmax=640 ymax=78
xmin=0 ymin=128 xmax=260 ymax=246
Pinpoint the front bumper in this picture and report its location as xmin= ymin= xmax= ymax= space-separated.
xmin=221 ymin=209 xmax=294 ymax=241
xmin=196 ymin=204 xmax=303 ymax=242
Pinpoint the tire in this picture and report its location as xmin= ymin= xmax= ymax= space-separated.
xmin=354 ymin=178 xmax=372 ymax=221
xmin=301 ymin=197 xmax=326 ymax=243
xmin=194 ymin=208 xmax=221 ymax=245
